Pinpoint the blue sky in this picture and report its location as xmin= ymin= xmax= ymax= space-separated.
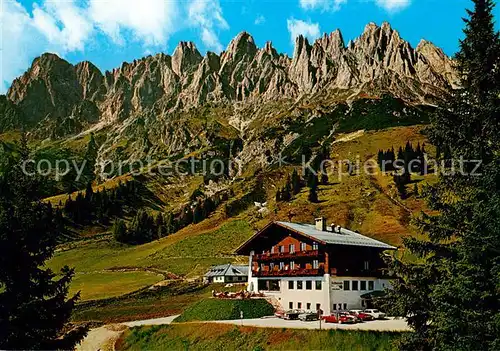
xmin=2 ymin=0 xmax=500 ymax=93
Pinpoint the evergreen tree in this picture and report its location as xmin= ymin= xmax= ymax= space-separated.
xmin=308 ymin=186 xmax=318 ymax=203
xmin=0 ymin=142 xmax=87 ymax=349
xmin=321 ymin=172 xmax=329 ymax=185
xmin=83 ymin=133 xmax=98 ymax=182
xmin=112 ymin=219 xmax=128 ymax=242
xmin=307 ymin=171 xmax=317 ymax=188
xmin=164 ymin=212 xmax=174 ymax=235
xmin=291 ymin=169 xmax=302 ymax=195
xmin=84 ymin=181 xmax=94 ymax=202
xmin=386 ymin=1 xmax=500 ymax=350
xmin=275 ymin=189 xmax=281 ymax=202
xmin=193 ymin=202 xmax=203 ymax=224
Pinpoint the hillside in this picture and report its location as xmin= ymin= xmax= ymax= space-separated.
xmin=0 ymin=21 xmax=449 ymax=320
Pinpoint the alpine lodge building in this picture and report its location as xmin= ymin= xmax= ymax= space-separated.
xmin=235 ymin=218 xmax=397 ymax=315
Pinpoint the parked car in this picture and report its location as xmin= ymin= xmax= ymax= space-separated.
xmin=283 ymin=310 xmax=303 ymax=320
xmin=274 ymin=310 xmax=285 ymax=318
xmin=349 ymin=309 xmax=374 ymax=321
xmin=363 ymin=309 xmax=386 ymax=319
xmin=321 ymin=313 xmax=357 ymax=324
xmin=298 ymin=310 xmax=318 ymax=321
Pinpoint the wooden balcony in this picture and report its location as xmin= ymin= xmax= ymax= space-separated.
xmin=254 ymin=250 xmax=322 ymax=261
xmin=252 ymin=267 xmax=325 ymax=277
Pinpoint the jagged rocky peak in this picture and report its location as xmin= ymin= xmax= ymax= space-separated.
xmin=2 ymin=22 xmax=459 ymax=138
xmin=7 ymin=53 xmax=88 ymax=126
xmin=223 ymin=31 xmax=258 ymax=62
xmin=172 ymin=41 xmax=203 ymax=76
xmin=75 ymin=61 xmax=104 ymax=101
xmin=263 ymin=41 xmax=278 ymax=57
xmin=293 ymin=35 xmax=311 ymax=59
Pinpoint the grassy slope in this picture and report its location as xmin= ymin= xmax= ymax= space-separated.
xmin=49 ymin=220 xmax=254 ymax=303
xmin=71 ymin=281 xmax=237 ymax=324
xmin=49 ymin=125 xmax=434 ymax=316
xmin=173 ymin=299 xmax=275 ymax=322
xmin=70 ymin=271 xmax=163 ymax=301
xmin=117 ymin=323 xmax=400 ymax=351
xmin=254 ymin=125 xmax=433 ymax=247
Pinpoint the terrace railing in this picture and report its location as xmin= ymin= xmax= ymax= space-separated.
xmin=254 ymin=250 xmax=322 ymax=261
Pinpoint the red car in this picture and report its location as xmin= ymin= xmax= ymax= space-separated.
xmin=349 ymin=310 xmax=375 ymax=321
xmin=321 ymin=313 xmax=357 ymax=324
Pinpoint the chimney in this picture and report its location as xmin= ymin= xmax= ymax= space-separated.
xmin=315 ymin=217 xmax=327 ymax=231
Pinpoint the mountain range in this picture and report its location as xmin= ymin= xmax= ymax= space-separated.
xmin=1 ymin=22 xmax=456 ymax=179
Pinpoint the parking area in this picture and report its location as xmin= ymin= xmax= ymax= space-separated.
xmin=212 ymin=316 xmax=410 ymax=331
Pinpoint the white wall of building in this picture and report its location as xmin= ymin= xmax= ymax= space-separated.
xmin=329 ymin=276 xmax=392 ymax=311
xmin=247 ymin=274 xmax=392 ymax=314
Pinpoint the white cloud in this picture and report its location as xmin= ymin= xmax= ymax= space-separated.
xmin=0 ymin=0 xmax=213 ymax=93
xmin=254 ymin=15 xmax=266 ymax=25
xmin=88 ymin=0 xmax=178 ymax=46
xmin=300 ymin=0 xmax=410 ymax=12
xmin=1 ymin=0 xmax=55 ymax=92
xmin=287 ymin=18 xmax=321 ymax=45
xmin=188 ymin=0 xmax=229 ymax=52
xmin=299 ymin=0 xmax=346 ymax=11
xmin=374 ymin=0 xmax=411 ymax=12
xmin=32 ymin=1 xmax=93 ymax=51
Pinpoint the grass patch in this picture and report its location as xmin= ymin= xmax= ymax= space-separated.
xmin=150 ymin=220 xmax=254 ymax=259
xmin=173 ymin=299 xmax=275 ymax=322
xmin=70 ymin=271 xmax=163 ymax=301
xmin=117 ymin=323 xmax=400 ymax=351
xmin=49 ymin=220 xmax=253 ymax=279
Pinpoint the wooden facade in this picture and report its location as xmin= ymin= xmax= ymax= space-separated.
xmin=238 ymin=222 xmax=390 ymax=279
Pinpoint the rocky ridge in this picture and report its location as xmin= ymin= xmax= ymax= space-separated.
xmin=6 ymin=22 xmax=457 ymax=131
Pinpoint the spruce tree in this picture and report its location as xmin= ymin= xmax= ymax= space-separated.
xmin=193 ymin=202 xmax=203 ymax=224
xmin=0 ymin=142 xmax=87 ymax=349
xmin=308 ymin=186 xmax=318 ymax=203
xmin=112 ymin=219 xmax=128 ymax=242
xmin=386 ymin=1 xmax=500 ymax=350
xmin=291 ymin=169 xmax=302 ymax=195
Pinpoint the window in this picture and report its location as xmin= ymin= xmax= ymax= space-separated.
xmin=313 ymin=260 xmax=319 ymax=269
xmin=270 ymin=263 xmax=275 ymax=270
xmin=279 ymin=262 xmax=285 ymax=270
xmin=352 ymin=281 xmax=359 ymax=291
xmin=306 ymin=281 xmax=312 ymax=290
xmin=343 ymin=280 xmax=350 ymax=291
xmin=297 ymin=281 xmax=303 ymax=289
xmin=289 ymin=302 xmax=293 ymax=309
xmin=306 ymin=303 xmax=311 ymax=310
xmin=288 ymin=281 xmax=294 ymax=290
xmin=316 ymin=303 xmax=321 ymax=311
xmin=271 ymin=246 xmax=275 ymax=253
xmin=368 ymin=281 xmax=374 ymax=291
xmin=258 ymin=280 xmax=280 ymax=291
xmin=332 ymin=304 xmax=337 ymax=311
xmin=289 ymin=244 xmax=295 ymax=253
xmin=280 ymin=245 xmax=285 ymax=253
xmin=360 ymin=281 xmax=367 ymax=290
xmin=290 ymin=261 xmax=295 ymax=270
xmin=364 ymin=261 xmax=370 ymax=270
xmin=260 ymin=263 xmax=265 ymax=271
xmin=298 ymin=302 xmax=302 ymax=309
xmin=312 ymin=242 xmax=318 ymax=250
xmin=315 ymin=281 xmax=322 ymax=290
xmin=343 ymin=303 xmax=347 ymax=310
xmin=300 ymin=242 xmax=306 ymax=251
